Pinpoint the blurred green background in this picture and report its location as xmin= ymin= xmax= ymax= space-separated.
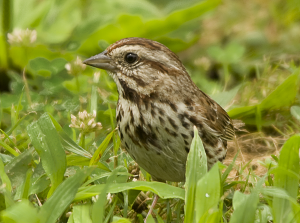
xmin=1 ymin=0 xmax=300 ymax=130
xmin=1 ymin=0 xmax=300 ymax=222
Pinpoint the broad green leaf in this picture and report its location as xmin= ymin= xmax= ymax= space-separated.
xmin=9 ymin=45 xmax=72 ymax=68
xmin=28 ymin=162 xmax=51 ymax=195
xmin=112 ymin=217 xmax=131 ymax=223
xmin=27 ymin=113 xmax=67 ymax=197
xmin=81 ymin=171 xmax=130 ymax=188
xmin=184 ymin=127 xmax=207 ymax=223
xmin=230 ymin=177 xmax=265 ymax=223
xmin=29 ymin=57 xmax=67 ymax=76
xmin=211 ymin=84 xmax=242 ymax=108
xmin=144 ymin=0 xmax=221 ymax=39
xmin=232 ymin=191 xmax=249 ymax=211
xmin=273 ymin=135 xmax=300 ymax=223
xmin=195 ymin=164 xmax=221 ymax=222
xmin=67 ymin=213 xmax=74 ymax=223
xmin=291 ymin=105 xmax=300 ymax=121
xmin=4 ymin=148 xmax=33 ymax=200
xmin=75 ymin=181 xmax=184 ymax=201
xmin=146 ymin=214 xmax=156 ymax=223
xmin=261 ymin=187 xmax=299 ymax=206
xmin=78 ymin=0 xmax=221 ymax=54
xmin=229 ymin=73 xmax=299 ymax=119
xmin=48 ymin=113 xmax=92 ymax=158
xmin=0 ymin=153 xmax=13 ymax=164
xmin=256 ymin=204 xmax=273 ymax=223
xmin=260 ymin=73 xmax=298 ymax=110
xmin=1 ymin=200 xmax=39 ymax=223
xmin=208 ymin=42 xmax=245 ymax=64
xmin=73 ymin=205 xmax=92 ymax=223
xmin=29 ymin=174 xmax=50 ymax=195
xmin=38 ymin=168 xmax=93 ymax=223
xmin=13 ymin=0 xmax=51 ymax=28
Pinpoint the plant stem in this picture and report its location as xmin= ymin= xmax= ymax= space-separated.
xmin=223 ymin=63 xmax=230 ymax=90
xmin=80 ymin=132 xmax=85 ymax=149
xmin=23 ymin=69 xmax=32 ymax=105
xmin=1 ymin=0 xmax=12 ymax=69
xmin=76 ymin=75 xmax=80 ymax=92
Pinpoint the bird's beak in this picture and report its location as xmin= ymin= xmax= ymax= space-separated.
xmin=83 ymin=50 xmax=116 ymax=71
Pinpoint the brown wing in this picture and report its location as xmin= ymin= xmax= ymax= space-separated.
xmin=199 ymin=92 xmax=235 ymax=141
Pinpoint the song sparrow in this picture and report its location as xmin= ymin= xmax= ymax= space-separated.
xmin=84 ymin=38 xmax=234 ymax=181
xmin=83 ymin=37 xmax=234 ymax=217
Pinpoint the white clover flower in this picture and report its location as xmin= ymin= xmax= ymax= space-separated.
xmin=94 ymin=72 xmax=100 ymax=82
xmin=69 ymin=110 xmax=102 ymax=133
xmin=65 ymin=56 xmax=86 ymax=76
xmin=7 ymin=28 xmax=37 ymax=46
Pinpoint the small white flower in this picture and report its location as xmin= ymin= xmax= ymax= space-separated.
xmin=65 ymin=56 xmax=86 ymax=76
xmin=69 ymin=110 xmax=103 ymax=133
xmin=65 ymin=63 xmax=71 ymax=72
xmin=80 ymin=122 xmax=85 ymax=129
xmin=92 ymin=110 xmax=97 ymax=118
xmin=88 ymin=118 xmax=94 ymax=126
xmin=107 ymin=193 xmax=113 ymax=203
xmin=94 ymin=72 xmax=100 ymax=82
xmin=7 ymin=28 xmax=37 ymax=46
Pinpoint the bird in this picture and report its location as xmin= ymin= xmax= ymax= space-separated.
xmin=83 ymin=37 xmax=234 ymax=220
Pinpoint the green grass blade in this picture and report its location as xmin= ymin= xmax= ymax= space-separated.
xmin=221 ymin=150 xmax=239 ymax=183
xmin=0 ymin=157 xmax=13 ymax=208
xmin=0 ymin=139 xmax=19 ymax=157
xmin=75 ymin=181 xmax=184 ymax=201
xmin=27 ymin=113 xmax=67 ymax=198
xmin=67 ymin=154 xmax=110 ymax=171
xmin=91 ymin=167 xmax=120 ymax=223
xmin=184 ymin=126 xmax=207 ymax=222
xmin=0 ymin=158 xmax=12 ymax=192
xmin=15 ymin=89 xmax=24 ymax=121
xmin=89 ymin=128 xmax=115 ymax=166
xmin=6 ymin=112 xmax=35 ymax=136
xmin=39 ymin=168 xmax=93 ymax=223
xmin=195 ymin=163 xmax=221 ymax=222
xmin=0 ymin=129 xmax=16 ymax=147
xmin=273 ymin=135 xmax=300 ymax=222
xmin=20 ymin=168 xmax=33 ymax=199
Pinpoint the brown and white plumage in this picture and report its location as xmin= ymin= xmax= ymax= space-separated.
xmin=84 ymin=37 xmax=234 ymax=182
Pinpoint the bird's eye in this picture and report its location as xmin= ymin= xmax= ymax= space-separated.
xmin=125 ymin=53 xmax=138 ymax=64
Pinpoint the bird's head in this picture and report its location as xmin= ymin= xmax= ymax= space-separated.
xmin=83 ymin=37 xmax=191 ymax=97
